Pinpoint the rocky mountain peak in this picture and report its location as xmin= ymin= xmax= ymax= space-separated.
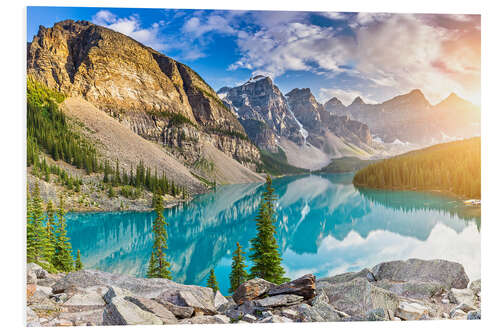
xmin=217 ymin=75 xmax=303 ymax=149
xmin=438 ymin=92 xmax=467 ymax=107
xmin=324 ymin=97 xmax=345 ymax=108
xmin=383 ymin=89 xmax=430 ymax=109
xmin=286 ymin=88 xmax=323 ymax=131
xmin=28 ymin=20 xmax=263 ymax=171
xmin=350 ymin=96 xmax=365 ymax=106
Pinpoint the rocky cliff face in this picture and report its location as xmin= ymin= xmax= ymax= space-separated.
xmin=324 ymin=89 xmax=480 ymax=144
xmin=27 ymin=20 xmax=261 ymax=171
xmin=285 ymin=87 xmax=373 ymax=148
xmin=285 ymin=88 xmax=322 ymax=131
xmin=220 ymin=76 xmax=376 ymax=166
xmin=218 ymin=76 xmax=304 ymax=148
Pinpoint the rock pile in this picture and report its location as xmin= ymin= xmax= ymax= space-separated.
xmin=26 ymin=259 xmax=481 ymax=326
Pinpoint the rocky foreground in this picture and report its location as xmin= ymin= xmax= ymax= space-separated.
xmin=26 ymin=258 xmax=481 ymax=326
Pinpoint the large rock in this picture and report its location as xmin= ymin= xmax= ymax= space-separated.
xmin=373 ymin=280 xmax=446 ymax=299
xmin=469 ymin=279 xmax=481 ymax=296
xmin=448 ymin=288 xmax=476 ymax=306
xmin=125 ymin=296 xmax=178 ymax=324
xmin=259 ymin=315 xmax=293 ymax=323
xmin=63 ymin=292 xmax=106 ymax=311
xmin=180 ymin=315 xmax=230 ymax=324
xmin=318 ymin=268 xmax=375 ymax=286
xmin=467 ymin=310 xmax=481 ymax=320
xmin=103 ymin=286 xmax=132 ymax=304
xmin=26 ymin=306 xmax=40 ymax=327
xmin=52 ymin=270 xmax=200 ymax=298
xmin=213 ymin=290 xmax=229 ymax=310
xmin=155 ymin=288 xmax=217 ymax=315
xmin=27 ymin=263 xmax=48 ymax=279
xmin=232 ymin=278 xmax=276 ymax=305
xmin=254 ymin=294 xmax=304 ymax=309
xmin=57 ymin=309 xmax=105 ymax=326
xmin=395 ymin=302 xmax=430 ymax=321
xmin=153 ymin=295 xmax=194 ymax=319
xmin=371 ymin=259 xmax=469 ymax=289
xmin=268 ymin=274 xmax=316 ymax=299
xmin=103 ymin=297 xmax=162 ymax=325
xmin=27 ymin=269 xmax=37 ymax=285
xmin=318 ymin=277 xmax=399 ymax=319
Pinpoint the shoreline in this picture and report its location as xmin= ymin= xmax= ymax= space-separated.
xmin=26 ymin=258 xmax=481 ymax=326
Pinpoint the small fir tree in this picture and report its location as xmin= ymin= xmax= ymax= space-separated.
xmin=53 ymin=196 xmax=74 ymax=272
xmin=229 ymin=242 xmax=248 ymax=293
xmin=249 ymin=175 xmax=288 ymax=284
xmin=74 ymin=249 xmax=83 ymax=270
xmin=27 ymin=183 xmax=49 ymax=263
xmin=146 ymin=191 xmax=172 ymax=279
xmin=45 ymin=200 xmax=57 ymax=263
xmin=207 ymin=268 xmax=219 ymax=292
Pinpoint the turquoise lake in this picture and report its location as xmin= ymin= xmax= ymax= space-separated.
xmin=66 ymin=173 xmax=481 ymax=294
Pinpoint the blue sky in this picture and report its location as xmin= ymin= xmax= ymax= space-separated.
xmin=27 ymin=7 xmax=481 ymax=105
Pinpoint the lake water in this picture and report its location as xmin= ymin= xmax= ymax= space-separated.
xmin=66 ymin=173 xmax=481 ymax=294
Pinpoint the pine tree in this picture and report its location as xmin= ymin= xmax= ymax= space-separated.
xmin=249 ymin=175 xmax=288 ymax=284
xmin=74 ymin=249 xmax=83 ymax=270
xmin=146 ymin=251 xmax=157 ymax=278
xmin=147 ymin=191 xmax=172 ymax=279
xmin=53 ymin=196 xmax=74 ymax=272
xmin=45 ymin=200 xmax=57 ymax=263
xmin=207 ymin=268 xmax=219 ymax=292
xmin=229 ymin=242 xmax=248 ymax=293
xmin=27 ymin=183 xmax=49 ymax=263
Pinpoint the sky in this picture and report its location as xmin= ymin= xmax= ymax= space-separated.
xmin=27 ymin=7 xmax=481 ymax=106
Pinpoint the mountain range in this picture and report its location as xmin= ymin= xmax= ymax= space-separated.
xmin=27 ymin=20 xmax=480 ymax=192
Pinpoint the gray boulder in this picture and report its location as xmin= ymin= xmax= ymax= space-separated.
xmin=373 ymin=280 xmax=446 ymax=299
xmin=153 ymin=294 xmax=194 ymax=319
xmin=103 ymin=297 xmax=162 ymax=325
xmin=51 ymin=270 xmax=194 ymax=299
xmin=367 ymin=308 xmax=387 ymax=321
xmin=268 ymin=274 xmax=316 ymax=299
xmin=469 ymin=279 xmax=481 ymax=296
xmin=448 ymin=288 xmax=475 ymax=306
xmin=254 ymin=294 xmax=304 ymax=309
xmin=57 ymin=309 xmax=105 ymax=326
xmin=180 ymin=315 xmax=230 ymax=324
xmin=27 ymin=263 xmax=48 ymax=279
xmin=63 ymin=292 xmax=106 ymax=311
xmin=318 ymin=268 xmax=375 ymax=285
xmin=155 ymin=288 xmax=216 ymax=315
xmin=371 ymin=259 xmax=469 ymax=289
xmin=259 ymin=315 xmax=293 ymax=323
xmin=125 ymin=296 xmax=178 ymax=324
xmin=232 ymin=278 xmax=276 ymax=305
xmin=467 ymin=310 xmax=481 ymax=320
xmin=241 ymin=314 xmax=258 ymax=323
xmin=27 ymin=269 xmax=37 ymax=285
xmin=26 ymin=306 xmax=40 ymax=327
xmin=103 ymin=286 xmax=132 ymax=304
xmin=395 ymin=301 xmax=430 ymax=320
xmin=318 ymin=277 xmax=399 ymax=319
xmin=214 ymin=290 xmax=229 ymax=310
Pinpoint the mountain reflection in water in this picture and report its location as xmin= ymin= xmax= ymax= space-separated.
xmin=66 ymin=173 xmax=480 ymax=294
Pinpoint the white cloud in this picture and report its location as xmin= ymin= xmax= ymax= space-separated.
xmin=229 ymin=12 xmax=480 ymax=104
xmin=91 ymin=10 xmax=167 ymax=51
xmin=230 ymin=22 xmax=353 ymax=79
xmin=321 ymin=12 xmax=350 ymax=20
xmin=182 ymin=14 xmax=236 ymax=37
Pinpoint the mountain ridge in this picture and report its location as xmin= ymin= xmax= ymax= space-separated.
xmin=27 ymin=19 xmax=264 ymax=185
